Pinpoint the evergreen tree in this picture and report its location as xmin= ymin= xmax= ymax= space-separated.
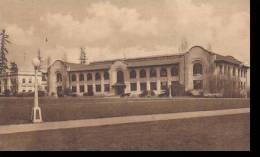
xmin=0 ymin=29 xmax=10 ymax=74
xmin=79 ymin=47 xmax=87 ymax=64
xmin=10 ymin=62 xmax=18 ymax=73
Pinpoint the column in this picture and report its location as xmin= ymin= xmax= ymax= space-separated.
xmin=101 ymin=71 xmax=104 ymax=93
xmin=92 ymin=72 xmax=96 ymax=95
xmin=146 ymin=68 xmax=150 ymax=91
xmin=136 ymin=69 xmax=140 ymax=93
xmin=76 ymin=73 xmax=80 ymax=94
xmin=156 ymin=67 xmax=161 ymax=93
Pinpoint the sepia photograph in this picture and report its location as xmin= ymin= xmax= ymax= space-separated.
xmin=0 ymin=0 xmax=250 ymax=151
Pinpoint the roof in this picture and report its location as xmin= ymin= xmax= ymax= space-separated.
xmin=51 ymin=46 xmax=248 ymax=72
xmin=65 ymin=53 xmax=184 ymax=72
xmin=215 ymin=54 xmax=242 ymax=65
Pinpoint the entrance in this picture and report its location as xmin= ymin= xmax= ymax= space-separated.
xmin=57 ymin=86 xmax=63 ymax=97
xmin=114 ymin=70 xmax=125 ymax=95
xmin=87 ymin=85 xmax=94 ymax=96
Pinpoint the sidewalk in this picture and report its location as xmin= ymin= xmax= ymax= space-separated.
xmin=0 ymin=108 xmax=249 ymax=135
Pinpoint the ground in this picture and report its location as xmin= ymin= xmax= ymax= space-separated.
xmin=0 ymin=97 xmax=250 ymax=150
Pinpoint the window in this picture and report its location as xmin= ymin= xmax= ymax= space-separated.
xmin=140 ymin=69 xmax=146 ymax=78
xmin=28 ymin=90 xmax=32 ymax=92
xmin=57 ymin=73 xmax=62 ymax=82
xmin=104 ymin=84 xmax=110 ymax=92
xmin=193 ymin=80 xmax=203 ymax=89
xmin=150 ymin=82 xmax=157 ymax=90
xmin=171 ymin=64 xmax=179 ymax=76
xmin=29 ymin=78 xmax=32 ymax=83
xmin=140 ymin=83 xmax=147 ymax=91
xmin=238 ymin=69 xmax=240 ymax=77
xmin=42 ymin=75 xmax=47 ymax=81
xmin=22 ymin=78 xmax=26 ymax=83
xmin=241 ymin=69 xmax=243 ymax=77
xmin=104 ymin=71 xmax=109 ymax=80
xmin=130 ymin=70 xmax=136 ymax=79
xmin=161 ymin=81 xmax=168 ymax=90
xmin=72 ymin=86 xmax=77 ymax=92
xmin=117 ymin=71 xmax=124 ymax=83
xmin=22 ymin=90 xmax=26 ymax=92
xmin=130 ymin=83 xmax=137 ymax=91
xmin=244 ymin=70 xmax=247 ymax=78
xmin=87 ymin=73 xmax=92 ymax=81
xmin=79 ymin=74 xmax=84 ymax=81
xmin=227 ymin=66 xmax=230 ymax=76
xmin=80 ymin=85 xmax=85 ymax=93
xmin=150 ymin=68 xmax=157 ymax=77
xmin=71 ymin=74 xmax=76 ymax=82
xmin=95 ymin=72 xmax=101 ymax=80
xmin=96 ymin=84 xmax=101 ymax=92
xmin=193 ymin=63 xmax=202 ymax=75
xmin=160 ymin=68 xmax=167 ymax=77
xmin=233 ymin=67 xmax=236 ymax=76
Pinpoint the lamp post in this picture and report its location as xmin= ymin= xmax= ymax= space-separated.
xmin=31 ymin=57 xmax=43 ymax=123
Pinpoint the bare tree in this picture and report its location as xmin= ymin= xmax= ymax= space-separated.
xmin=62 ymin=52 xmax=68 ymax=62
xmin=178 ymin=37 xmax=189 ymax=52
xmin=47 ymin=56 xmax=52 ymax=67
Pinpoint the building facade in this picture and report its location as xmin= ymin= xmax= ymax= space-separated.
xmin=0 ymin=70 xmax=48 ymax=94
xmin=48 ymin=46 xmax=249 ymax=97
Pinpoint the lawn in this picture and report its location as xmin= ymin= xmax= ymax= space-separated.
xmin=0 ymin=113 xmax=250 ymax=150
xmin=0 ymin=97 xmax=250 ymax=125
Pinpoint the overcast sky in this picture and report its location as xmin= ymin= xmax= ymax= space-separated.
xmin=0 ymin=0 xmax=250 ymax=71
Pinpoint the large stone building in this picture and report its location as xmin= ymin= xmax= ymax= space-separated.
xmin=0 ymin=70 xmax=48 ymax=94
xmin=48 ymin=46 xmax=249 ymax=97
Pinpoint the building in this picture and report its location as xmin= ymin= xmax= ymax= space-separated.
xmin=48 ymin=46 xmax=249 ymax=97
xmin=0 ymin=70 xmax=48 ymax=94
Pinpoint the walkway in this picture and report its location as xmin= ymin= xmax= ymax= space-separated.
xmin=0 ymin=108 xmax=249 ymax=135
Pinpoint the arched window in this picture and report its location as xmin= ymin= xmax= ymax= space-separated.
xmin=193 ymin=63 xmax=203 ymax=75
xmin=87 ymin=73 xmax=92 ymax=81
xmin=79 ymin=73 xmax=84 ymax=81
xmin=130 ymin=69 xmax=136 ymax=79
xmin=171 ymin=64 xmax=179 ymax=76
xmin=117 ymin=71 xmax=124 ymax=83
xmin=71 ymin=74 xmax=76 ymax=82
xmin=160 ymin=68 xmax=167 ymax=77
xmin=57 ymin=73 xmax=62 ymax=82
xmin=104 ymin=71 xmax=109 ymax=80
xmin=150 ymin=68 xmax=157 ymax=77
xmin=95 ymin=72 xmax=101 ymax=80
xmin=140 ymin=69 xmax=146 ymax=78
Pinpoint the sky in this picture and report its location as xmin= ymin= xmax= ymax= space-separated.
xmin=0 ymin=0 xmax=250 ymax=71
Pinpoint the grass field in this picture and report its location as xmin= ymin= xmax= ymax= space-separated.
xmin=0 ymin=113 xmax=250 ymax=150
xmin=0 ymin=97 xmax=250 ymax=125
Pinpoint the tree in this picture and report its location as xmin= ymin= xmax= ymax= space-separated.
xmin=9 ymin=62 xmax=18 ymax=73
xmin=47 ymin=56 xmax=52 ymax=67
xmin=37 ymin=49 xmax=44 ymax=70
xmin=79 ymin=47 xmax=87 ymax=64
xmin=0 ymin=29 xmax=10 ymax=74
xmin=62 ymin=52 xmax=68 ymax=62
xmin=178 ymin=37 xmax=189 ymax=52
xmin=207 ymin=43 xmax=212 ymax=51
